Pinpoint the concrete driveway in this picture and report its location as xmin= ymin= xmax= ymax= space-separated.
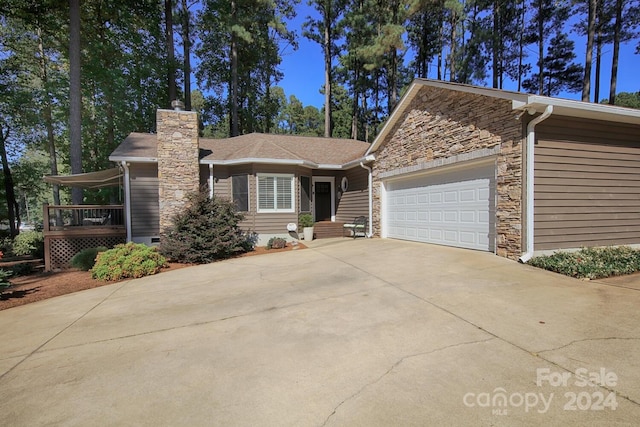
xmin=0 ymin=239 xmax=639 ymax=426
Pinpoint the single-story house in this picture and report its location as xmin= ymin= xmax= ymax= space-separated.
xmin=108 ymin=112 xmax=374 ymax=246
xmin=109 ymin=78 xmax=640 ymax=261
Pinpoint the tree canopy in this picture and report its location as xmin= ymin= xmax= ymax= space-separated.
xmin=1 ymin=0 xmax=639 ymax=232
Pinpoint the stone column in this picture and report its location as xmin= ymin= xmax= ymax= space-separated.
xmin=157 ymin=109 xmax=199 ymax=234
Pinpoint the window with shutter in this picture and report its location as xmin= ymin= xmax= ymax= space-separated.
xmin=256 ymin=173 xmax=294 ymax=213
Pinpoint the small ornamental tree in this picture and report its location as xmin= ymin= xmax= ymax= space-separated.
xmin=159 ymin=190 xmax=255 ymax=264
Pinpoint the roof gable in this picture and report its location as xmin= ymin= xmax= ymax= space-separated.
xmin=367 ymin=79 xmax=640 ymax=156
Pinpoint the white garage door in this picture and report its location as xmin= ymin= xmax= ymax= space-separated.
xmin=384 ymin=163 xmax=495 ymax=251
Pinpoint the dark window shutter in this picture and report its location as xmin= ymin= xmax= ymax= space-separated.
xmin=232 ymin=174 xmax=249 ymax=211
xmin=300 ymin=176 xmax=311 ymax=212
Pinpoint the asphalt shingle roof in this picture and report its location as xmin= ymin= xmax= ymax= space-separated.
xmin=111 ymin=132 xmax=371 ymax=166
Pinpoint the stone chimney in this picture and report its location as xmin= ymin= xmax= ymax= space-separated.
xmin=157 ymin=107 xmax=199 ymax=234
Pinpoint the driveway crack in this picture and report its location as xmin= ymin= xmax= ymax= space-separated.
xmin=0 ymin=280 xmax=130 ymax=382
xmin=536 ymin=336 xmax=640 ymax=355
xmin=321 ymin=337 xmax=495 ymax=426
xmin=21 ymin=285 xmax=390 ymax=354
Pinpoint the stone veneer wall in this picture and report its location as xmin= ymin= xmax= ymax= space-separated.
xmin=157 ymin=109 xmax=200 ymax=234
xmin=372 ymin=86 xmax=525 ymax=259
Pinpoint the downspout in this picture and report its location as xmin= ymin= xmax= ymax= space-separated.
xmin=519 ymin=105 xmax=553 ymax=263
xmin=121 ymin=161 xmax=132 ymax=242
xmin=360 ymin=162 xmax=373 ymax=238
xmin=209 ymin=164 xmax=214 ymax=199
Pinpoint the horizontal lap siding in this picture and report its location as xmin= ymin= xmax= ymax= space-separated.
xmin=336 ymin=167 xmax=369 ymax=222
xmin=534 ymin=117 xmax=640 ymax=250
xmin=130 ymin=163 xmax=159 ymax=238
xmin=252 ymin=165 xmax=299 ymax=234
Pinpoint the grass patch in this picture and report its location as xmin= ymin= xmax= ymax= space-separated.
xmin=529 ymin=246 xmax=640 ymax=280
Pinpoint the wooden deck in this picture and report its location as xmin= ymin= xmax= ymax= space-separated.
xmin=43 ymin=204 xmax=126 ymax=271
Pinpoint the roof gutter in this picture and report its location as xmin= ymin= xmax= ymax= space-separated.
xmin=342 ymin=154 xmax=375 ymax=170
xmin=120 ymin=161 xmax=132 ymax=242
xmin=360 ymin=162 xmax=373 ymax=238
xmin=519 ymin=105 xmax=553 ymax=263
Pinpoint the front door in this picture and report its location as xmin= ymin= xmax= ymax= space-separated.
xmin=314 ymin=181 xmax=332 ymax=221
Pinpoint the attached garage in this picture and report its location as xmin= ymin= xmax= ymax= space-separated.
xmin=368 ymin=78 xmax=640 ymax=260
xmin=383 ymin=161 xmax=496 ymax=252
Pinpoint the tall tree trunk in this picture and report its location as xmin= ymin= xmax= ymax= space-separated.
xmin=537 ymin=0 xmax=544 ymax=95
xmin=594 ymin=31 xmax=602 ymax=102
xmin=609 ymin=0 xmax=623 ymax=104
xmin=389 ymin=48 xmax=398 ymax=113
xmin=517 ymin=0 xmax=525 ymax=91
xmin=181 ymin=0 xmax=191 ymax=110
xmin=582 ymin=0 xmax=596 ymax=101
xmin=69 ymin=0 xmax=83 ymax=204
xmin=37 ymin=26 xmax=61 ymax=207
xmin=323 ymin=3 xmax=332 ymax=138
xmin=437 ymin=6 xmax=444 ymax=80
xmin=449 ymin=11 xmax=457 ymax=81
xmin=0 ymin=126 xmax=19 ymax=237
xmin=594 ymin=0 xmax=603 ymax=102
xmin=351 ymin=58 xmax=359 ymax=140
xmin=492 ymin=0 xmax=500 ymax=88
xmin=230 ymin=0 xmax=239 ymax=136
xmin=165 ymin=0 xmax=176 ymax=103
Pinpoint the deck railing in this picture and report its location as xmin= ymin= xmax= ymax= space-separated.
xmin=44 ymin=204 xmax=125 ymax=231
xmin=43 ymin=204 xmax=126 ymax=271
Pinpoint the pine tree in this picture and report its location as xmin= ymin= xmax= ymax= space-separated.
xmin=524 ymin=32 xmax=583 ymax=96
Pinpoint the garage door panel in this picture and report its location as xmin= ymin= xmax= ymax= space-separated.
xmin=385 ymin=164 xmax=495 ymax=251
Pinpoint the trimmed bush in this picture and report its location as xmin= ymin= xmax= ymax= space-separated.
xmin=71 ymin=247 xmax=108 ymax=271
xmin=298 ymin=213 xmax=314 ymax=229
xmin=12 ymin=231 xmax=44 ymax=258
xmin=529 ymin=246 xmax=640 ymax=280
xmin=91 ymin=243 xmax=167 ymax=281
xmin=0 ymin=269 xmax=11 ymax=291
xmin=159 ymin=190 xmax=256 ymax=264
xmin=0 ymin=238 xmax=14 ymax=257
xmin=266 ymin=237 xmax=287 ymax=249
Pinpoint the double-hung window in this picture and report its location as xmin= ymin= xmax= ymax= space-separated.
xmin=257 ymin=173 xmax=294 ymax=213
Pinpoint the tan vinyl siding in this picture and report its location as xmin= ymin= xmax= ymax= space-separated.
xmin=336 ymin=167 xmax=369 ymax=222
xmin=212 ymin=166 xmax=231 ymax=200
xmin=251 ymin=165 xmax=297 ymax=234
xmin=534 ymin=117 xmax=640 ymax=250
xmin=129 ymin=163 xmax=159 ymax=238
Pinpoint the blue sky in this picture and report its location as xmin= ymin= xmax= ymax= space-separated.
xmin=277 ymin=4 xmax=640 ymax=109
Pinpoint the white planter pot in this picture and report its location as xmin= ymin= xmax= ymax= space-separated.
xmin=303 ymin=226 xmax=314 ymax=241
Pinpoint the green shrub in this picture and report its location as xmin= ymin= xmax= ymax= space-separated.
xmin=9 ymin=262 xmax=34 ymax=277
xmin=159 ymin=190 xmax=256 ymax=264
xmin=91 ymin=242 xmax=167 ymax=281
xmin=0 ymin=237 xmax=14 ymax=257
xmin=12 ymin=231 xmax=44 ymax=258
xmin=298 ymin=213 xmax=314 ymax=229
xmin=529 ymin=246 xmax=640 ymax=279
xmin=71 ymin=247 xmax=108 ymax=271
xmin=266 ymin=237 xmax=287 ymax=249
xmin=0 ymin=269 xmax=11 ymax=291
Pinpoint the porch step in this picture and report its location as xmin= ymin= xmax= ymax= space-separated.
xmin=313 ymin=221 xmax=345 ymax=239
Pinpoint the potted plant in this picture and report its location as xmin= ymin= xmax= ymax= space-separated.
xmin=299 ymin=213 xmax=314 ymax=241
